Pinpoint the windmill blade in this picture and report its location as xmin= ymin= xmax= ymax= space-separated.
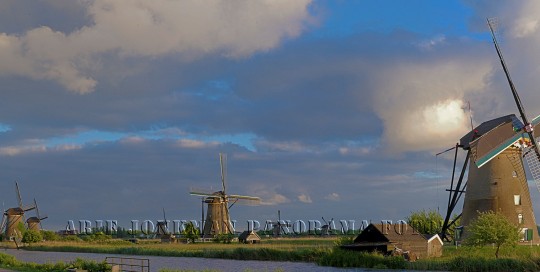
xmin=0 ymin=213 xmax=6 ymax=234
xmin=228 ymin=194 xmax=261 ymax=201
xmin=488 ymin=18 xmax=540 ymax=195
xmin=34 ymin=199 xmax=42 ymax=229
xmin=219 ymin=153 xmax=227 ymax=194
xmin=487 ymin=18 xmax=540 ymax=159
xmin=228 ymin=195 xmax=261 ymax=206
xmin=190 ymin=191 xmax=220 ymax=198
xmin=15 ymin=182 xmax=23 ymax=209
xmin=162 ymin=207 xmax=167 ymax=223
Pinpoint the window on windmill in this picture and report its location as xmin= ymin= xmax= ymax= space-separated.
xmin=518 ymin=213 xmax=524 ymax=224
xmin=514 ymin=195 xmax=521 ymax=206
xmin=512 ymin=171 xmax=518 ymax=178
xmin=521 ymin=228 xmax=528 ymax=241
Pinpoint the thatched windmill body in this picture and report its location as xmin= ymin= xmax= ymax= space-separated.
xmin=190 ymin=153 xmax=260 ymax=238
xmin=441 ymin=19 xmax=540 ymax=243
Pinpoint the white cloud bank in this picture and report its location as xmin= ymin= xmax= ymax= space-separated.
xmin=373 ymin=57 xmax=492 ymax=153
xmin=0 ymin=0 xmax=313 ymax=93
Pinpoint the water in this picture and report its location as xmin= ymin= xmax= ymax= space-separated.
xmin=2 ymin=249 xmax=381 ymax=272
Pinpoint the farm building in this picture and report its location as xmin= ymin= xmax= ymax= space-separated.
xmin=343 ymin=223 xmax=443 ymax=259
xmin=238 ymin=230 xmax=261 ymax=244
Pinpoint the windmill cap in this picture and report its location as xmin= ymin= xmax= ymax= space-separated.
xmin=5 ymin=207 xmax=24 ymax=215
xmin=459 ymin=114 xmax=522 ymax=149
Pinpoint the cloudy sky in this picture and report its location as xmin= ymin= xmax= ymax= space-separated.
xmin=2 ymin=0 xmax=540 ymax=232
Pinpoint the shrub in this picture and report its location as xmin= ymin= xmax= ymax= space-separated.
xmin=41 ymin=230 xmax=59 ymax=241
xmin=22 ymin=229 xmax=43 ymax=244
xmin=61 ymin=235 xmax=83 ymax=242
xmin=465 ymin=211 xmax=519 ymax=258
xmin=213 ymin=233 xmax=234 ymax=244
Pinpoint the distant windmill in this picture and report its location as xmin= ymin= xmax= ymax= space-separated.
xmin=0 ymin=182 xmax=37 ymax=239
xmin=156 ymin=208 xmax=174 ymax=242
xmin=268 ymin=210 xmax=290 ymax=237
xmin=441 ymin=19 xmax=540 ymax=243
xmin=26 ymin=198 xmax=48 ymax=231
xmin=321 ymin=217 xmax=335 ymax=236
xmin=190 ymin=153 xmax=261 ymax=238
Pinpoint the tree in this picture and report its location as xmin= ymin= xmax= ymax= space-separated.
xmin=182 ymin=222 xmax=200 ymax=243
xmin=22 ymin=229 xmax=43 ymax=244
xmin=406 ymin=209 xmax=443 ymax=235
xmin=465 ymin=211 xmax=520 ymax=258
xmin=41 ymin=230 xmax=59 ymax=241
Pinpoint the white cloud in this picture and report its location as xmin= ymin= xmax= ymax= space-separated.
xmin=298 ymin=193 xmax=312 ymax=203
xmin=373 ymin=57 xmax=492 ymax=153
xmin=0 ymin=0 xmax=313 ymax=93
xmin=176 ymin=139 xmax=218 ymax=149
xmin=324 ymin=192 xmax=340 ymax=201
xmin=417 ymin=35 xmax=446 ymax=50
xmin=512 ymin=17 xmax=539 ymax=38
xmin=261 ymin=193 xmax=290 ymax=205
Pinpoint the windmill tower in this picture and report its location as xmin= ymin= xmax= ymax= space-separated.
xmin=0 ymin=182 xmax=36 ymax=239
xmin=441 ymin=19 xmax=540 ymax=243
xmin=190 ymin=153 xmax=260 ymax=238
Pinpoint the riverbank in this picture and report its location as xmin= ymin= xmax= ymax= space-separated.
xmin=4 ymin=238 xmax=540 ymax=271
xmin=0 ymin=249 xmax=376 ymax=272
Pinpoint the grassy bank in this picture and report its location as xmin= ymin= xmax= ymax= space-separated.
xmin=0 ymin=252 xmax=110 ymax=272
xmin=316 ymin=246 xmax=540 ymax=271
xmin=19 ymin=237 xmax=333 ymax=262
xmin=9 ymin=239 xmax=540 ymax=271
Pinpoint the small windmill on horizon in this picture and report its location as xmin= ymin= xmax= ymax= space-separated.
xmin=190 ymin=153 xmax=260 ymax=238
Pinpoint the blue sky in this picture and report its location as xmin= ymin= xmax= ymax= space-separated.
xmin=1 ymin=0 xmax=540 ymax=231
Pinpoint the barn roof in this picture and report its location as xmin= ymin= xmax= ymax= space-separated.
xmin=354 ymin=223 xmax=427 ymax=244
xmin=239 ymin=230 xmax=261 ymax=241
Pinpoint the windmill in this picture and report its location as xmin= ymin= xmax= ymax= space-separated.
xmin=26 ymin=198 xmax=48 ymax=231
xmin=156 ymin=208 xmax=174 ymax=242
xmin=0 ymin=182 xmax=36 ymax=240
xmin=441 ymin=19 xmax=540 ymax=243
xmin=321 ymin=217 xmax=335 ymax=236
xmin=190 ymin=153 xmax=260 ymax=238
xmin=268 ymin=210 xmax=291 ymax=237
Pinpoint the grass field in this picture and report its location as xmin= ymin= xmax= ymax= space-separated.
xmin=4 ymin=237 xmax=540 ymax=271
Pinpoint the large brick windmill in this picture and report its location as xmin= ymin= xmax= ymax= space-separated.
xmin=441 ymin=19 xmax=540 ymax=243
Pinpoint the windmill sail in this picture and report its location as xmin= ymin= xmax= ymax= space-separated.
xmin=487 ymin=18 xmax=540 ymax=193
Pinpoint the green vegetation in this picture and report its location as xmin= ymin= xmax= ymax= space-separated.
xmin=317 ymin=249 xmax=407 ymax=269
xmin=0 ymin=252 xmax=110 ymax=272
xmin=21 ymin=229 xmax=43 ymax=244
xmin=407 ymin=209 xmax=443 ymax=235
xmin=465 ymin=211 xmax=520 ymax=258
xmin=213 ymin=233 xmax=234 ymax=244
xmin=183 ymin=222 xmax=200 ymax=243
xmin=40 ymin=230 xmax=60 ymax=241
xmin=5 ymin=234 xmax=540 ymax=271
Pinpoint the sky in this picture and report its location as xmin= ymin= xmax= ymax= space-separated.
xmin=2 ymin=0 xmax=540 ymax=232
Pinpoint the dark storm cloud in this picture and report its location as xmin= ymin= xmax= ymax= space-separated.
xmin=0 ymin=0 xmax=90 ymax=35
